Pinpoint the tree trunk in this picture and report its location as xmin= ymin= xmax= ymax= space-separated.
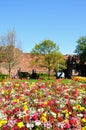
xmin=48 ymin=68 xmax=50 ymax=79
xmin=8 ymin=64 xmax=11 ymax=80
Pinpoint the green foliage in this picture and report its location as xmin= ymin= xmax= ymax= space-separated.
xmin=31 ymin=39 xmax=59 ymax=54
xmin=38 ymin=73 xmax=54 ymax=80
xmin=0 ymin=74 xmax=9 ymax=80
xmin=31 ymin=39 xmax=66 ymax=77
xmin=75 ymin=36 xmax=86 ymax=64
xmin=33 ymin=126 xmax=44 ymax=130
xmin=45 ymin=51 xmax=66 ymax=71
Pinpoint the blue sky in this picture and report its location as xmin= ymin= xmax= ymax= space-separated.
xmin=0 ymin=0 xmax=86 ymax=54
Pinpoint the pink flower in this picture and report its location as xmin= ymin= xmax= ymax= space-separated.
xmin=64 ymin=123 xmax=71 ymax=129
xmin=84 ymin=114 xmax=86 ymax=119
xmin=32 ymin=113 xmax=38 ymax=120
xmin=48 ymin=100 xmax=53 ymax=106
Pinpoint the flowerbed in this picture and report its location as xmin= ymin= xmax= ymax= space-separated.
xmin=73 ymin=76 xmax=86 ymax=83
xmin=0 ymin=79 xmax=86 ymax=130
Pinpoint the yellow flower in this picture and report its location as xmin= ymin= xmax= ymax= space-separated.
xmin=0 ymin=120 xmax=7 ymax=127
xmin=40 ymin=116 xmax=47 ymax=122
xmin=17 ymin=121 xmax=25 ymax=128
xmin=44 ymin=101 xmax=47 ymax=105
xmin=12 ymin=99 xmax=19 ymax=103
xmin=40 ymin=112 xmax=48 ymax=122
xmin=76 ymin=105 xmax=85 ymax=111
xmin=23 ymin=105 xmax=29 ymax=111
xmin=20 ymin=96 xmax=25 ymax=100
xmin=42 ymin=112 xmax=47 ymax=117
xmin=11 ymin=89 xmax=15 ymax=94
xmin=58 ymin=113 xmax=61 ymax=117
xmin=15 ymin=83 xmax=19 ymax=87
xmin=82 ymin=118 xmax=86 ymax=123
xmin=34 ymin=90 xmax=38 ymax=93
xmin=23 ymin=102 xmax=27 ymax=105
xmin=65 ymin=113 xmax=69 ymax=118
xmin=48 ymin=84 xmax=51 ymax=87
xmin=82 ymin=126 xmax=86 ymax=130
xmin=69 ymin=112 xmax=71 ymax=115
xmin=62 ymin=109 xmax=68 ymax=113
xmin=5 ymin=90 xmax=9 ymax=94
xmin=76 ymin=104 xmax=81 ymax=110
xmin=4 ymin=82 xmax=7 ymax=85
xmin=1 ymin=90 xmax=4 ymax=94
xmin=80 ymin=106 xmax=85 ymax=111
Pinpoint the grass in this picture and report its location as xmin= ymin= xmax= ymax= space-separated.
xmin=9 ymin=78 xmax=73 ymax=85
xmin=10 ymin=78 xmax=55 ymax=83
xmin=2 ymin=76 xmax=83 ymax=86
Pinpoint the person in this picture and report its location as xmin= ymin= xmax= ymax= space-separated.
xmin=31 ymin=69 xmax=36 ymax=79
xmin=17 ymin=68 xmax=21 ymax=78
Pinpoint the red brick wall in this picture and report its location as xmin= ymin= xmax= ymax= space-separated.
xmin=0 ymin=53 xmax=48 ymax=75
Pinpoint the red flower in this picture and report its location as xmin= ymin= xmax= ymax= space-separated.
xmin=23 ymin=115 xmax=30 ymax=122
xmin=6 ymin=110 xmax=13 ymax=115
xmin=13 ymin=107 xmax=19 ymax=113
xmin=83 ymin=97 xmax=86 ymax=105
xmin=69 ymin=117 xmax=77 ymax=125
xmin=12 ymin=126 xmax=28 ymax=130
xmin=49 ymin=115 xmax=55 ymax=122
xmin=51 ymin=107 xmax=59 ymax=114
xmin=2 ymin=126 xmax=10 ymax=130
xmin=11 ymin=126 xmax=19 ymax=130
xmin=7 ymin=115 xmax=11 ymax=120
xmin=57 ymin=116 xmax=64 ymax=122
xmin=19 ymin=127 xmax=28 ymax=130
xmin=48 ymin=100 xmax=53 ymax=106
xmin=65 ymin=94 xmax=69 ymax=98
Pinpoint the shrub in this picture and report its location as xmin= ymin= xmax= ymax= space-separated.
xmin=38 ymin=73 xmax=55 ymax=80
xmin=0 ymin=74 xmax=9 ymax=80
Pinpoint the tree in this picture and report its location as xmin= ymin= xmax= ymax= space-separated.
xmin=0 ymin=31 xmax=22 ymax=79
xmin=74 ymin=36 xmax=86 ymax=76
xmin=75 ymin=36 xmax=86 ymax=64
xmin=31 ymin=40 xmax=66 ymax=77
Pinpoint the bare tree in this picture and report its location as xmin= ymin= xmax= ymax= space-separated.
xmin=0 ymin=30 xmax=22 ymax=79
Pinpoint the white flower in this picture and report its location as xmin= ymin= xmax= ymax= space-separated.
xmin=44 ymin=122 xmax=52 ymax=129
xmin=33 ymin=99 xmax=38 ymax=103
xmin=0 ymin=110 xmax=7 ymax=119
xmin=17 ymin=111 xmax=23 ymax=118
xmin=77 ymin=113 xmax=83 ymax=117
xmin=29 ymin=107 xmax=36 ymax=114
xmin=35 ymin=120 xmax=41 ymax=126
xmin=26 ymin=123 xmax=34 ymax=128
xmin=58 ymin=122 xmax=64 ymax=128
xmin=77 ymin=96 xmax=82 ymax=99
xmin=2 ymin=98 xmax=5 ymax=101
xmin=73 ymin=106 xmax=76 ymax=110
xmin=70 ymin=99 xmax=76 ymax=104
xmin=50 ymin=111 xmax=57 ymax=118
xmin=60 ymin=104 xmax=65 ymax=108
xmin=38 ymin=108 xmax=44 ymax=113
xmin=21 ymin=94 xmax=25 ymax=96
